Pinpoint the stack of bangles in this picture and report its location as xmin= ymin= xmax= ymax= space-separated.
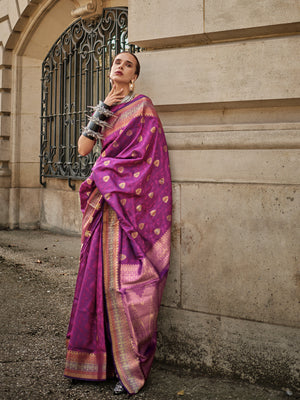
xmin=82 ymin=101 xmax=114 ymax=141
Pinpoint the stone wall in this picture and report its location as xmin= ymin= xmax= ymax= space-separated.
xmin=129 ymin=0 xmax=300 ymax=388
xmin=0 ymin=0 xmax=299 ymax=388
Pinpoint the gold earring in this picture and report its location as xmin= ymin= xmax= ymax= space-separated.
xmin=129 ymin=80 xmax=135 ymax=92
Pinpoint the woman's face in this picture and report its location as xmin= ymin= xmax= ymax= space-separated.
xmin=110 ymin=53 xmax=138 ymax=85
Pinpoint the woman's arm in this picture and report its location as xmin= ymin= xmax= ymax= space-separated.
xmin=78 ymin=84 xmax=125 ymax=156
xmin=78 ymin=135 xmax=96 ymax=156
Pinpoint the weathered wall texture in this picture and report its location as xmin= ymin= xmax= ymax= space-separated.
xmin=0 ymin=0 xmax=299 ymax=388
xmin=129 ymin=0 xmax=300 ymax=388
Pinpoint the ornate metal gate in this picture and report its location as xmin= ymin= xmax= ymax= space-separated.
xmin=40 ymin=7 xmax=139 ymax=189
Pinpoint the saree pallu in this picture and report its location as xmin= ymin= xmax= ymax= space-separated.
xmin=64 ymin=94 xmax=172 ymax=394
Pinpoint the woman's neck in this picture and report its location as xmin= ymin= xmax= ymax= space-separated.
xmin=113 ymin=82 xmax=130 ymax=97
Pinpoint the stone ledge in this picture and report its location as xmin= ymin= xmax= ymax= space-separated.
xmin=165 ymin=123 xmax=300 ymax=150
xmin=169 ymin=149 xmax=300 ymax=184
xmin=130 ymin=23 xmax=300 ymax=49
xmin=137 ymin=37 xmax=300 ymax=107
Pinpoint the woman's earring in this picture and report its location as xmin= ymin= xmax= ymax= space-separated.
xmin=129 ymin=80 xmax=135 ymax=92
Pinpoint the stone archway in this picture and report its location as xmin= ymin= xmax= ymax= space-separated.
xmin=0 ymin=0 xmax=127 ymax=230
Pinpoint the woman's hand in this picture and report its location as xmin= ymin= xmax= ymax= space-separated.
xmin=104 ymin=83 xmax=125 ymax=106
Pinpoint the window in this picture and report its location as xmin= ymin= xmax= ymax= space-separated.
xmin=40 ymin=7 xmax=139 ymax=189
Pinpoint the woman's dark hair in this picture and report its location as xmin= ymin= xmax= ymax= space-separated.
xmin=113 ymin=51 xmax=140 ymax=78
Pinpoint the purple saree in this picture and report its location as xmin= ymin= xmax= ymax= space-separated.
xmin=64 ymin=94 xmax=172 ymax=394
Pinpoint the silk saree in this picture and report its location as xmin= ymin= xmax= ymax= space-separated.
xmin=64 ymin=94 xmax=172 ymax=394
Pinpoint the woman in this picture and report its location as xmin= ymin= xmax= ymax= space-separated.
xmin=64 ymin=52 xmax=172 ymax=395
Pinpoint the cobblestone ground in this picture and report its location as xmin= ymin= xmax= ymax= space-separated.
xmin=0 ymin=230 xmax=298 ymax=400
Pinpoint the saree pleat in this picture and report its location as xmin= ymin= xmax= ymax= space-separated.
xmin=64 ymin=94 xmax=172 ymax=394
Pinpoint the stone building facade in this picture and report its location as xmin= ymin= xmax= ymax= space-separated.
xmin=0 ymin=0 xmax=299 ymax=388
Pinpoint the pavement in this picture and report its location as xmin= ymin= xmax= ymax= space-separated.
xmin=0 ymin=229 xmax=298 ymax=400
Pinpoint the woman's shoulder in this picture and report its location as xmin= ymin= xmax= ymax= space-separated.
xmin=133 ymin=94 xmax=156 ymax=113
xmin=134 ymin=94 xmax=153 ymax=105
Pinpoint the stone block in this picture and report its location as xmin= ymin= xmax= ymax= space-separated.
xmin=137 ymin=36 xmax=300 ymax=107
xmin=129 ymin=0 xmax=204 ymax=47
xmin=20 ymin=57 xmax=42 ymax=115
xmin=0 ymin=188 xmax=9 ymax=227
xmin=17 ymin=0 xmax=30 ymax=15
xmin=10 ymin=162 xmax=39 ymax=188
xmin=162 ymin=183 xmax=181 ymax=307
xmin=0 ymin=137 xmax=10 ymax=160
xmin=169 ymin=149 xmax=300 ymax=185
xmin=0 ymin=18 xmax=12 ymax=49
xmin=8 ymin=0 xmax=20 ymax=31
xmin=41 ymin=187 xmax=82 ymax=234
xmin=180 ymin=183 xmax=300 ymax=327
xmin=19 ymin=187 xmax=40 ymax=229
xmin=18 ymin=114 xmax=40 ymax=163
xmin=205 ymin=0 xmax=300 ymax=33
xmin=157 ymin=307 xmax=300 ymax=388
xmin=165 ymin=123 xmax=300 ymax=150
xmin=0 ymin=114 xmax=10 ymax=137
xmin=0 ymin=67 xmax=12 ymax=90
xmin=8 ymin=187 xmax=19 ymax=229
xmin=0 ymin=46 xmax=12 ymax=66
xmin=0 ymin=90 xmax=11 ymax=113
xmin=0 ymin=1 xmax=8 ymax=18
xmin=17 ymin=0 xmax=39 ymax=18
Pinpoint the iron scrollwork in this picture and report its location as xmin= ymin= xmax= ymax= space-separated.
xmin=40 ymin=7 xmax=139 ymax=189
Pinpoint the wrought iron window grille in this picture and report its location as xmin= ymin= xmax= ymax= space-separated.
xmin=40 ymin=7 xmax=139 ymax=190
